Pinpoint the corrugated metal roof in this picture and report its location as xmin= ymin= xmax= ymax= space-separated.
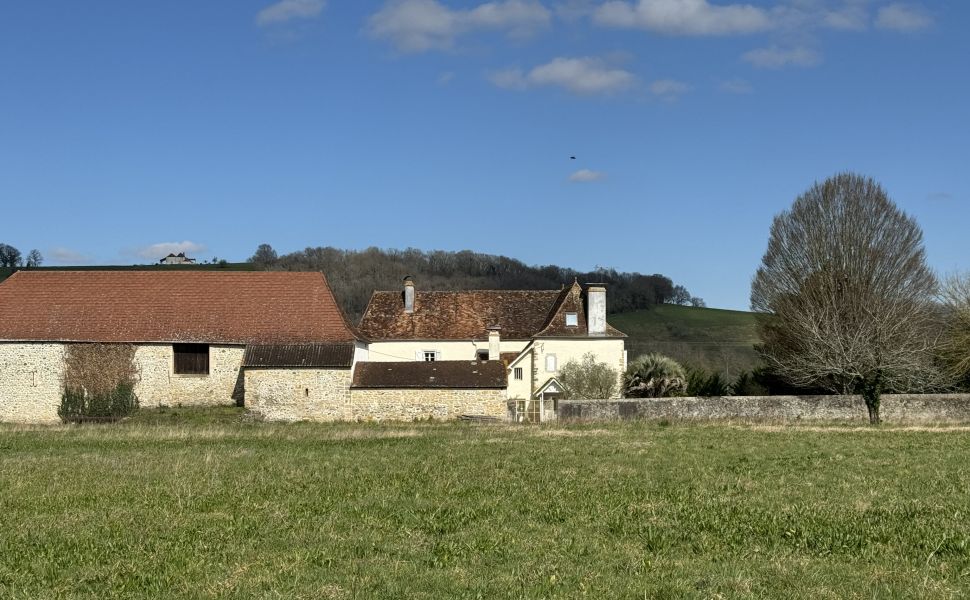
xmin=243 ymin=343 xmax=356 ymax=368
xmin=352 ymin=360 xmax=507 ymax=389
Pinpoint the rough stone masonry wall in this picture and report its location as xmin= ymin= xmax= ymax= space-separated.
xmin=245 ymin=368 xmax=353 ymax=422
xmin=349 ymin=388 xmax=507 ymax=421
xmin=134 ymin=345 xmax=245 ymax=408
xmin=559 ymin=395 xmax=970 ymax=423
xmin=0 ymin=342 xmax=66 ymax=424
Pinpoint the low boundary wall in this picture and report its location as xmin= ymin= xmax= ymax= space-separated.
xmin=558 ymin=394 xmax=970 ymax=423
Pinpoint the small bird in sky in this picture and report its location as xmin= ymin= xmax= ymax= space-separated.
xmin=570 ymin=156 xmax=576 ymax=160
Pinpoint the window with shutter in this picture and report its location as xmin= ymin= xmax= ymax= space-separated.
xmin=174 ymin=344 xmax=210 ymax=375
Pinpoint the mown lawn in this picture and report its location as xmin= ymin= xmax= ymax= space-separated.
xmin=2 ymin=409 xmax=969 ymax=599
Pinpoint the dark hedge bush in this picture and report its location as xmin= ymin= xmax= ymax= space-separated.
xmin=59 ymin=382 xmax=139 ymax=423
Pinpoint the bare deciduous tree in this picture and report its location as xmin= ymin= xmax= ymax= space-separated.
xmin=558 ymin=353 xmax=619 ymax=399
xmin=0 ymin=243 xmax=22 ymax=268
xmin=751 ymin=173 xmax=941 ymax=424
xmin=25 ymin=249 xmax=42 ymax=268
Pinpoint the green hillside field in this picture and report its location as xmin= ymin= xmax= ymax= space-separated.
xmin=610 ymin=304 xmax=762 ymax=378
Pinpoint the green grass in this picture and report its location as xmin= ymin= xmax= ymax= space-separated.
xmin=2 ymin=410 xmax=969 ymax=598
xmin=611 ymin=304 xmax=761 ymax=378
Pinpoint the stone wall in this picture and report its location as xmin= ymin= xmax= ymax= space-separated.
xmin=558 ymin=395 xmax=970 ymax=423
xmin=245 ymin=368 xmax=353 ymax=421
xmin=0 ymin=342 xmax=65 ymax=424
xmin=134 ymin=345 xmax=245 ymax=408
xmin=349 ymin=388 xmax=507 ymax=421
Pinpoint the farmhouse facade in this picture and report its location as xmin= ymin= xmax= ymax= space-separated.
xmin=0 ymin=271 xmax=625 ymax=424
xmin=358 ymin=278 xmax=627 ymax=422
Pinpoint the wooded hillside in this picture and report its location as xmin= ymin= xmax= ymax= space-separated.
xmin=261 ymin=246 xmax=698 ymax=324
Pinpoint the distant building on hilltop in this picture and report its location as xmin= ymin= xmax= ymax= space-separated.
xmin=159 ymin=252 xmax=196 ymax=265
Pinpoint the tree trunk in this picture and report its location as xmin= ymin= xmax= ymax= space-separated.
xmin=866 ymin=400 xmax=880 ymax=425
xmin=860 ymin=371 xmax=883 ymax=425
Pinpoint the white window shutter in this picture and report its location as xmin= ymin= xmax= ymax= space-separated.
xmin=415 ymin=350 xmax=423 ymax=361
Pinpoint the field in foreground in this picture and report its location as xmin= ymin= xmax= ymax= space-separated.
xmin=2 ymin=409 xmax=969 ymax=598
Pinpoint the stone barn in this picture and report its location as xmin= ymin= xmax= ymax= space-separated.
xmin=0 ymin=270 xmax=359 ymax=423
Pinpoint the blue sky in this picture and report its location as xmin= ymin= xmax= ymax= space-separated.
xmin=1 ymin=0 xmax=967 ymax=310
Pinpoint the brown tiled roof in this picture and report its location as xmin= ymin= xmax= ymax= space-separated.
xmin=352 ymin=360 xmax=507 ymax=389
xmin=358 ymin=289 xmax=560 ymax=340
xmin=535 ymin=281 xmax=626 ymax=338
xmin=0 ymin=271 xmax=356 ymax=344
xmin=243 ymin=343 xmax=356 ymax=368
xmin=358 ymin=283 xmax=625 ymax=340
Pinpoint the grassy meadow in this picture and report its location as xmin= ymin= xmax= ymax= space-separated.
xmin=2 ymin=408 xmax=969 ymax=598
xmin=611 ymin=304 xmax=761 ymax=378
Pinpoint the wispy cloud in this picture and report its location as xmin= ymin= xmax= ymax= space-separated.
xmin=719 ymin=78 xmax=753 ymax=94
xmin=368 ymin=0 xmax=551 ymax=52
xmin=130 ymin=241 xmax=207 ymax=261
xmin=569 ymin=169 xmax=605 ymax=182
xmin=594 ymin=0 xmax=771 ymax=36
xmin=927 ymin=191 xmax=954 ymax=202
xmin=649 ymin=78 xmax=690 ymax=100
xmin=489 ymin=56 xmax=636 ymax=95
xmin=256 ymin=0 xmax=326 ymax=27
xmin=875 ymin=3 xmax=933 ymax=32
xmin=822 ymin=0 xmax=870 ymax=31
xmin=48 ymin=247 xmax=93 ymax=265
xmin=742 ymin=45 xmax=821 ymax=68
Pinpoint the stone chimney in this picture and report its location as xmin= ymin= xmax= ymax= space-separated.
xmin=403 ymin=276 xmax=415 ymax=314
xmin=488 ymin=326 xmax=501 ymax=361
xmin=587 ymin=285 xmax=607 ymax=335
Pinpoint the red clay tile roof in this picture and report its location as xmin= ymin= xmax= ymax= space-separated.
xmin=0 ymin=271 xmax=356 ymax=344
xmin=357 ymin=282 xmax=625 ymax=340
xmin=352 ymin=360 xmax=507 ymax=389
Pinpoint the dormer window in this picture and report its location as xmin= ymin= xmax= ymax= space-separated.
xmin=565 ymin=312 xmax=578 ymax=327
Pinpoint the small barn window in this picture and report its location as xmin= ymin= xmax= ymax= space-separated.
xmin=476 ymin=349 xmax=489 ymax=361
xmin=545 ymin=354 xmax=557 ymax=372
xmin=565 ymin=312 xmax=578 ymax=327
xmin=514 ymin=367 xmax=523 ymax=380
xmin=174 ymin=344 xmax=209 ymax=375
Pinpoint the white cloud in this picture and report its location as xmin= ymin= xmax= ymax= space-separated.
xmin=594 ymin=0 xmax=771 ymax=35
xmin=569 ymin=169 xmax=605 ymax=182
xmin=132 ymin=241 xmax=207 ymax=261
xmin=256 ymin=0 xmax=326 ymax=26
xmin=649 ymin=78 xmax=690 ymax=99
xmin=489 ymin=56 xmax=636 ymax=94
xmin=437 ymin=71 xmax=456 ymax=85
xmin=875 ymin=3 xmax=932 ymax=32
xmin=48 ymin=247 xmax=93 ymax=265
xmin=719 ymin=78 xmax=753 ymax=94
xmin=742 ymin=45 xmax=821 ymax=68
xmin=822 ymin=1 xmax=870 ymax=31
xmin=368 ymin=0 xmax=551 ymax=52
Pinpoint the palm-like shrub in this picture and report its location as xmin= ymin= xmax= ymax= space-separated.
xmin=623 ymin=353 xmax=687 ymax=398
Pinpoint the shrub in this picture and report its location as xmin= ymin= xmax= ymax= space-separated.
xmin=684 ymin=365 xmax=730 ymax=396
xmin=59 ymin=343 xmax=140 ymax=423
xmin=623 ymin=353 xmax=687 ymax=398
xmin=730 ymin=370 xmax=769 ymax=396
xmin=558 ymin=353 xmax=619 ymax=399
xmin=59 ymin=382 xmax=139 ymax=423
